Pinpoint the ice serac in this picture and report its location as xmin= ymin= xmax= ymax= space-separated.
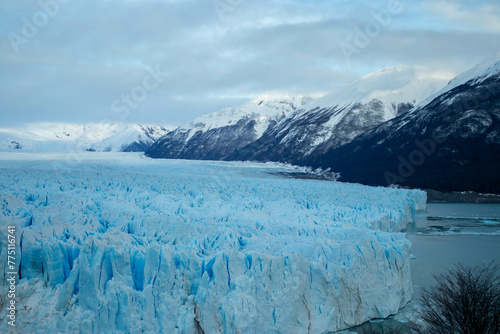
xmin=0 ymin=154 xmax=424 ymax=333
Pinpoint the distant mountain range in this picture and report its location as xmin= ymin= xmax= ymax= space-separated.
xmin=307 ymin=54 xmax=500 ymax=194
xmin=226 ymin=66 xmax=449 ymax=164
xmin=0 ymin=123 xmax=174 ymax=153
xmin=147 ymin=55 xmax=500 ymax=194
xmin=146 ymin=95 xmax=312 ymax=160
xmin=4 ymin=55 xmax=499 ymax=194
xmin=146 ymin=66 xmax=448 ymax=162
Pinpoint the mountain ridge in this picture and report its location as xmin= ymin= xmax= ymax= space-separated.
xmin=307 ymin=54 xmax=500 ymax=194
xmin=147 ymin=66 xmax=449 ymax=163
xmin=146 ymin=94 xmax=312 ymax=160
xmin=226 ymin=66 xmax=449 ymax=164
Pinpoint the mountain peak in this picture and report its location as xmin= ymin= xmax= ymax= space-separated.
xmin=448 ymin=52 xmax=500 ymax=89
xmin=417 ymin=53 xmax=500 ymax=109
xmin=183 ymin=93 xmax=311 ymax=133
xmin=306 ymin=65 xmax=451 ymax=112
xmin=249 ymin=93 xmax=313 ymax=108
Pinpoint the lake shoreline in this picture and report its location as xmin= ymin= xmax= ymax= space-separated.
xmin=271 ymin=171 xmax=500 ymax=203
xmin=425 ymin=189 xmax=500 ymax=203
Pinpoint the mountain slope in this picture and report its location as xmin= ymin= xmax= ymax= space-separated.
xmin=87 ymin=124 xmax=174 ymax=152
xmin=227 ymin=66 xmax=449 ymax=164
xmin=308 ymin=54 xmax=500 ymax=194
xmin=146 ymin=95 xmax=312 ymax=160
xmin=0 ymin=123 xmax=174 ymax=153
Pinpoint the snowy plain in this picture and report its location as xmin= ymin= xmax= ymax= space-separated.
xmin=0 ymin=153 xmax=426 ymax=333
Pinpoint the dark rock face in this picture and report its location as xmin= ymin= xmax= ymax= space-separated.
xmin=146 ymin=118 xmax=261 ymax=160
xmin=307 ymin=76 xmax=500 ymax=194
xmin=121 ymin=141 xmax=151 ymax=153
xmin=228 ymin=100 xmax=416 ymax=165
xmin=11 ymin=141 xmax=23 ymax=150
xmin=146 ymin=96 xmax=309 ymax=160
xmin=425 ymin=189 xmax=500 ymax=203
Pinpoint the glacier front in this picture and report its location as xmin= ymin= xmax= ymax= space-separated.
xmin=0 ymin=153 xmax=426 ymax=333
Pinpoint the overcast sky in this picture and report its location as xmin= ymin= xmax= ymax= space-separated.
xmin=1 ymin=0 xmax=500 ymax=127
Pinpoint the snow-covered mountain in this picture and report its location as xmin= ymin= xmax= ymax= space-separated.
xmin=0 ymin=123 xmax=175 ymax=153
xmin=146 ymin=94 xmax=312 ymax=160
xmin=228 ymin=66 xmax=450 ymax=164
xmin=309 ymin=53 xmax=500 ymax=194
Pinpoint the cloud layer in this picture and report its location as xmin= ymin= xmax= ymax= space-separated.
xmin=1 ymin=0 xmax=499 ymax=126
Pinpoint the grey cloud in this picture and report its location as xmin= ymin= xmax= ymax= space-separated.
xmin=0 ymin=0 xmax=498 ymax=127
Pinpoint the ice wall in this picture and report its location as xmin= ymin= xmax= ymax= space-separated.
xmin=0 ymin=154 xmax=425 ymax=333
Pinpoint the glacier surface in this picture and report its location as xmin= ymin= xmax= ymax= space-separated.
xmin=0 ymin=153 xmax=426 ymax=333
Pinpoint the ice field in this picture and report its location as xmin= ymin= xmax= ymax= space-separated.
xmin=0 ymin=153 xmax=426 ymax=333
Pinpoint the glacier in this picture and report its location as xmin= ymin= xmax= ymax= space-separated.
xmin=0 ymin=153 xmax=426 ymax=333
xmin=0 ymin=123 xmax=175 ymax=153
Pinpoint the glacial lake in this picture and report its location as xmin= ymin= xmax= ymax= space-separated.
xmin=350 ymin=202 xmax=500 ymax=333
xmin=408 ymin=202 xmax=500 ymax=298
